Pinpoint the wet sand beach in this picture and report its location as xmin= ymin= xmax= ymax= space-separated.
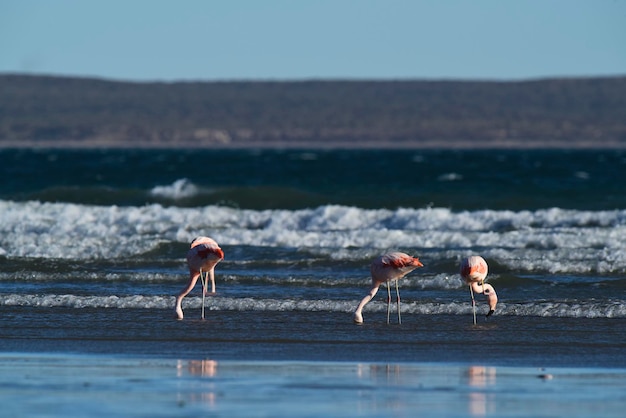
xmin=1 ymin=353 xmax=625 ymax=418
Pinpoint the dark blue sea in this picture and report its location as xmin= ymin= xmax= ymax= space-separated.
xmin=1 ymin=148 xmax=625 ymax=417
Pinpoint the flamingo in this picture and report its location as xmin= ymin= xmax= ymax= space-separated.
xmin=175 ymin=236 xmax=224 ymax=320
xmin=353 ymin=252 xmax=424 ymax=324
xmin=460 ymin=255 xmax=498 ymax=324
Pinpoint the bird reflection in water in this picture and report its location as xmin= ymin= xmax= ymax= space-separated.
xmin=355 ymin=363 xmax=407 ymax=414
xmin=177 ymin=359 xmax=219 ymax=407
xmin=355 ymin=364 xmax=497 ymax=416
xmin=466 ymin=366 xmax=497 ymax=417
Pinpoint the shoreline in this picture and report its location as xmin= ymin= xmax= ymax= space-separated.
xmin=2 ymin=139 xmax=626 ymax=150
xmin=2 ymin=350 xmax=626 ymax=370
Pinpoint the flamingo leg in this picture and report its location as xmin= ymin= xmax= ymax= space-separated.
xmin=395 ymin=280 xmax=401 ymax=324
xmin=469 ymin=284 xmax=477 ymax=325
xmin=200 ymin=269 xmax=206 ymax=320
xmin=386 ymin=282 xmax=392 ymax=324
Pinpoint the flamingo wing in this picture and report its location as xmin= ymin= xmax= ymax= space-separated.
xmin=195 ymin=247 xmax=225 ymax=260
xmin=190 ymin=236 xmax=219 ymax=249
xmin=187 ymin=237 xmax=224 ymax=272
xmin=382 ymin=252 xmax=423 ymax=269
xmin=460 ymin=256 xmax=488 ymax=282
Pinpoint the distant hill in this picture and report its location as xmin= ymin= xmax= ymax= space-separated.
xmin=1 ymin=74 xmax=625 ymax=148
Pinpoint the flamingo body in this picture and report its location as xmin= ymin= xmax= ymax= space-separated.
xmin=175 ymin=236 xmax=224 ymax=320
xmin=460 ymin=256 xmax=498 ymax=321
xmin=186 ymin=237 xmax=224 ymax=273
xmin=371 ymin=252 xmax=424 ymax=283
xmin=460 ymin=255 xmax=488 ymax=283
xmin=353 ymin=252 xmax=424 ymax=324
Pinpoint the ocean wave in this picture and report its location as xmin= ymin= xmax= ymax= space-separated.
xmin=149 ymin=179 xmax=201 ymax=200
xmin=2 ymin=294 xmax=625 ymax=318
xmin=1 ymin=200 xmax=626 ymax=273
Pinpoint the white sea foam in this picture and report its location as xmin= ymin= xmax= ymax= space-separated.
xmin=1 ymin=200 xmax=625 ymax=273
xmin=149 ymin=178 xmax=200 ymax=199
xmin=437 ymin=172 xmax=463 ymax=181
xmin=1 ymin=294 xmax=624 ymax=318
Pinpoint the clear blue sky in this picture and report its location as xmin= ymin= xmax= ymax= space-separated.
xmin=1 ymin=0 xmax=624 ymax=81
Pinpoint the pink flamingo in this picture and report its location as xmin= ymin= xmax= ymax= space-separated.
xmin=460 ymin=256 xmax=498 ymax=324
xmin=175 ymin=236 xmax=224 ymax=320
xmin=353 ymin=252 xmax=424 ymax=324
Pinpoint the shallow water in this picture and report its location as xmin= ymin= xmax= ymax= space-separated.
xmin=1 ymin=148 xmax=626 ymax=415
xmin=1 ymin=308 xmax=624 ymax=368
xmin=1 ymin=354 xmax=625 ymax=418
